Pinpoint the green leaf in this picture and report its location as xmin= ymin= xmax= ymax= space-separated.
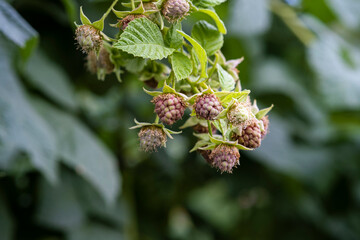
xmin=193 ymin=0 xmax=226 ymax=8
xmin=197 ymin=9 xmax=227 ymax=34
xmin=79 ymin=6 xmax=92 ymax=25
xmin=114 ymin=18 xmax=175 ymax=60
xmin=192 ymin=21 xmax=223 ymax=56
xmin=171 ymin=52 xmax=192 ymax=80
xmin=256 ymin=104 xmax=274 ymax=119
xmin=24 ymin=50 xmax=77 ymax=110
xmin=32 ymin=99 xmax=121 ymax=205
xmin=229 ymin=0 xmax=270 ymax=36
xmin=177 ymin=30 xmax=208 ymax=78
xmin=217 ymin=64 xmax=235 ymax=91
xmin=0 ymin=0 xmax=38 ymax=60
xmin=67 ymin=223 xmax=123 ymax=240
xmin=36 ymin=173 xmax=85 ymax=231
xmin=0 ymin=37 xmax=58 ymax=183
xmin=215 ymin=90 xmax=250 ymax=107
xmin=164 ymin=22 xmax=183 ymax=49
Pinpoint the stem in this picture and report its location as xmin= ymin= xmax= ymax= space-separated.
xmin=206 ymin=53 xmax=220 ymax=82
xmin=155 ymin=115 xmax=160 ymax=124
xmin=131 ymin=0 xmax=135 ymax=10
xmin=207 ymin=120 xmax=213 ymax=137
xmin=186 ymin=78 xmax=200 ymax=93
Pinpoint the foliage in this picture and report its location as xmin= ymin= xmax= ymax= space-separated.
xmin=0 ymin=0 xmax=360 ymax=239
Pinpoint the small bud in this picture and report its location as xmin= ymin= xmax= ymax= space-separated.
xmin=227 ymin=101 xmax=252 ymax=126
xmin=194 ymin=94 xmax=223 ymax=120
xmin=75 ymin=25 xmax=102 ymax=54
xmin=139 ymin=126 xmax=167 ymax=152
xmin=152 ymin=94 xmax=187 ymax=125
xmin=209 ymin=144 xmax=240 ymax=173
xmin=162 ymin=0 xmax=190 ymax=22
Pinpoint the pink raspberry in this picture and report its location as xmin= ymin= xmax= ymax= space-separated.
xmin=233 ymin=121 xmax=262 ymax=149
xmin=162 ymin=0 xmax=190 ymax=22
xmin=194 ymin=94 xmax=223 ymax=120
xmin=152 ymin=94 xmax=186 ymax=125
xmin=209 ymin=145 xmax=240 ymax=173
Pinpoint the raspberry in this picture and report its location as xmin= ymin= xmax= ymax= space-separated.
xmin=75 ymin=25 xmax=102 ymax=54
xmin=233 ymin=121 xmax=262 ymax=149
xmin=194 ymin=94 xmax=223 ymax=120
xmin=139 ymin=126 xmax=166 ymax=152
xmin=227 ymin=101 xmax=252 ymax=125
xmin=162 ymin=0 xmax=190 ymax=22
xmin=86 ymin=47 xmax=114 ymax=76
xmin=192 ymin=124 xmax=217 ymax=134
xmin=198 ymin=150 xmax=213 ymax=165
xmin=120 ymin=14 xmax=145 ymax=30
xmin=261 ymin=116 xmax=269 ymax=139
xmin=152 ymin=94 xmax=186 ymax=125
xmin=209 ymin=145 xmax=240 ymax=173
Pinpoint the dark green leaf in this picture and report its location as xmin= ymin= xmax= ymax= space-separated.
xmin=165 ymin=22 xmax=183 ymax=49
xmin=192 ymin=21 xmax=223 ymax=56
xmin=171 ymin=52 xmax=192 ymax=80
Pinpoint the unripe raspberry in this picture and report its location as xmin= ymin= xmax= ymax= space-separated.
xmin=192 ymin=124 xmax=217 ymax=134
xmin=194 ymin=94 xmax=223 ymax=120
xmin=86 ymin=47 xmax=114 ymax=75
xmin=209 ymin=145 xmax=240 ymax=173
xmin=233 ymin=121 xmax=262 ymax=149
xmin=139 ymin=126 xmax=166 ymax=152
xmin=198 ymin=150 xmax=213 ymax=165
xmin=227 ymin=102 xmax=252 ymax=125
xmin=152 ymin=94 xmax=186 ymax=125
xmin=261 ymin=116 xmax=269 ymax=139
xmin=75 ymin=25 xmax=102 ymax=54
xmin=120 ymin=14 xmax=145 ymax=30
xmin=162 ymin=0 xmax=190 ymax=22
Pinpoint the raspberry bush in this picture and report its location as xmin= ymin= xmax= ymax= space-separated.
xmin=75 ymin=0 xmax=273 ymax=173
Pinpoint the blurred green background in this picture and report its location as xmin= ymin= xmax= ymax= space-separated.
xmin=1 ymin=0 xmax=360 ymax=239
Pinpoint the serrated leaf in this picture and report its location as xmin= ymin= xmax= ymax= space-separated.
xmin=0 ymin=38 xmax=58 ymax=183
xmin=177 ymin=30 xmax=208 ymax=78
xmin=32 ymin=99 xmax=121 ymax=205
xmin=24 ymin=50 xmax=77 ymax=110
xmin=114 ymin=18 xmax=175 ymax=60
xmin=197 ymin=9 xmax=227 ymax=34
xmin=217 ymin=64 xmax=235 ymax=91
xmin=80 ymin=6 xmax=92 ymax=25
xmin=193 ymin=0 xmax=226 ymax=8
xmin=216 ymin=90 xmax=250 ymax=107
xmin=36 ymin=173 xmax=85 ymax=231
xmin=256 ymin=104 xmax=273 ymax=119
xmin=164 ymin=22 xmax=183 ymax=49
xmin=171 ymin=52 xmax=192 ymax=80
xmin=0 ymin=0 xmax=38 ymax=60
xmin=192 ymin=21 xmax=223 ymax=56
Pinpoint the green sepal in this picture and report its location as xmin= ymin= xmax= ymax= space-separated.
xmin=196 ymin=9 xmax=227 ymax=34
xmin=256 ymin=104 xmax=274 ymax=120
xmin=143 ymin=82 xmax=188 ymax=100
xmin=113 ymin=2 xmax=158 ymax=18
xmin=214 ymin=90 xmax=250 ymax=107
xmin=179 ymin=116 xmax=208 ymax=129
xmin=129 ymin=119 xmax=181 ymax=140
xmin=209 ymin=136 xmax=253 ymax=151
xmin=196 ymin=143 xmax=217 ymax=151
xmin=78 ymin=1 xmax=118 ymax=31
xmin=80 ymin=6 xmax=92 ymax=25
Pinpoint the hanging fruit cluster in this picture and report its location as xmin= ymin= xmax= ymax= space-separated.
xmin=74 ymin=0 xmax=273 ymax=173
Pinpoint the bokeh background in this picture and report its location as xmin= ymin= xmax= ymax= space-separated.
xmin=1 ymin=0 xmax=360 ymax=239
